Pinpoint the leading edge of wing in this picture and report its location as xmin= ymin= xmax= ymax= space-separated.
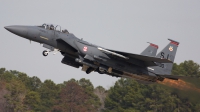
xmin=107 ymin=49 xmax=172 ymax=63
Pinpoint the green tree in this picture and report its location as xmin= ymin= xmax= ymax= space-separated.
xmin=4 ymin=80 xmax=27 ymax=112
xmin=104 ymin=78 xmax=197 ymax=112
xmin=104 ymin=78 xmax=145 ymax=112
xmin=37 ymin=80 xmax=60 ymax=111
xmin=24 ymin=91 xmax=41 ymax=111
xmin=29 ymin=76 xmax=42 ymax=91
xmin=0 ymin=68 xmax=6 ymax=74
xmin=0 ymin=70 xmax=17 ymax=82
xmin=78 ymin=78 xmax=94 ymax=92
xmin=78 ymin=78 xmax=101 ymax=110
xmin=53 ymin=81 xmax=93 ymax=112
xmin=172 ymin=60 xmax=200 ymax=77
xmin=195 ymin=103 xmax=200 ymax=111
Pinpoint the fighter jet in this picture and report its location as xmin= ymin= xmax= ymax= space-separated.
xmin=4 ymin=23 xmax=179 ymax=83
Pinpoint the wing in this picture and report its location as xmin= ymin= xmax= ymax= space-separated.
xmin=99 ymin=47 xmax=172 ymax=67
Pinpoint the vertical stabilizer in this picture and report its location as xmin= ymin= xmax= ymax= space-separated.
xmin=152 ymin=39 xmax=179 ymax=75
xmin=141 ymin=42 xmax=158 ymax=57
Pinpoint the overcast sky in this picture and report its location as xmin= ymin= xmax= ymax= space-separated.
xmin=0 ymin=1 xmax=200 ymax=89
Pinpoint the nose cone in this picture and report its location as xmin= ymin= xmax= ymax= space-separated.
xmin=4 ymin=25 xmax=28 ymax=37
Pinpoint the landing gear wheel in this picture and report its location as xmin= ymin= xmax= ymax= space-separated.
xmin=43 ymin=50 xmax=48 ymax=56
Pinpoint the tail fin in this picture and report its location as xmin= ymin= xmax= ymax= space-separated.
xmin=141 ymin=42 xmax=158 ymax=57
xmin=152 ymin=39 xmax=179 ymax=75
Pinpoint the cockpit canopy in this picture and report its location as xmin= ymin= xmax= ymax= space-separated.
xmin=38 ymin=23 xmax=69 ymax=34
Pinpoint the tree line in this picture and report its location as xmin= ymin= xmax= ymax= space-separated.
xmin=0 ymin=60 xmax=200 ymax=112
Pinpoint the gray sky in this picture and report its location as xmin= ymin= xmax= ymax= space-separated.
xmin=0 ymin=1 xmax=200 ymax=89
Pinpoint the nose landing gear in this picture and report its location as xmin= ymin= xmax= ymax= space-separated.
xmin=42 ymin=50 xmax=49 ymax=56
xmin=42 ymin=49 xmax=60 ymax=56
xmin=42 ymin=44 xmax=59 ymax=57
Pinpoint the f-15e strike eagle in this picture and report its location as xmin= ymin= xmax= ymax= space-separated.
xmin=4 ymin=23 xmax=180 ymax=83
